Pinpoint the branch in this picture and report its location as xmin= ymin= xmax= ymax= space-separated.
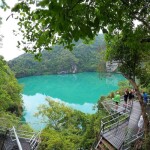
xmin=6 ymin=13 xmax=14 ymax=21
xmin=69 ymin=0 xmax=83 ymax=11
xmin=140 ymin=37 xmax=150 ymax=43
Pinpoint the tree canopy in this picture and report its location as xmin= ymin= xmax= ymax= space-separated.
xmin=105 ymin=26 xmax=150 ymax=83
xmin=11 ymin=0 xmax=149 ymax=57
xmin=0 ymin=56 xmax=23 ymax=116
xmin=35 ymin=98 xmax=107 ymax=150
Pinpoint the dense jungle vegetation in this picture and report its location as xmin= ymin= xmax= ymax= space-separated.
xmin=0 ymin=56 xmax=22 ymax=116
xmin=8 ymin=34 xmax=106 ymax=78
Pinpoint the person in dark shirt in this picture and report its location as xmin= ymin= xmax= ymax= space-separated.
xmin=124 ymin=91 xmax=128 ymax=107
xmin=128 ymin=90 xmax=133 ymax=106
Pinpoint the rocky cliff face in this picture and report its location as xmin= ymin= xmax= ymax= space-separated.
xmin=57 ymin=65 xmax=77 ymax=74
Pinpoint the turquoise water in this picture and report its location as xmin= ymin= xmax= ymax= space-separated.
xmin=18 ymin=72 xmax=125 ymax=130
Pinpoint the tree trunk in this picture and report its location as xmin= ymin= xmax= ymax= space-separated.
xmin=125 ymin=77 xmax=149 ymax=136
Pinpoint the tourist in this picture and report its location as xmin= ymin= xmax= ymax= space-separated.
xmin=131 ymin=89 xmax=135 ymax=99
xmin=123 ymin=91 xmax=128 ymax=107
xmin=128 ymin=90 xmax=133 ymax=106
xmin=137 ymin=115 xmax=144 ymax=136
xmin=113 ymin=91 xmax=121 ymax=110
xmin=142 ymin=91 xmax=148 ymax=105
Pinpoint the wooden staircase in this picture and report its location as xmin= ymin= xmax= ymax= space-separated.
xmin=97 ymin=137 xmax=115 ymax=150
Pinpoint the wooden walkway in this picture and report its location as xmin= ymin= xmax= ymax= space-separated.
xmin=95 ymin=100 xmax=143 ymax=150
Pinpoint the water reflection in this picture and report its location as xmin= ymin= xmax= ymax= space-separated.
xmin=22 ymin=93 xmax=96 ymax=130
xmin=19 ymin=72 xmax=125 ymax=104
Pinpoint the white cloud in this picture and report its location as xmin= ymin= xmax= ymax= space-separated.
xmin=0 ymin=0 xmax=24 ymax=61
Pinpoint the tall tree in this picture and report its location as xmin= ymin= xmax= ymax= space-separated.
xmin=105 ymin=27 xmax=150 ymax=141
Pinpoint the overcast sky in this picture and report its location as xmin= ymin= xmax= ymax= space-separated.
xmin=0 ymin=0 xmax=24 ymax=61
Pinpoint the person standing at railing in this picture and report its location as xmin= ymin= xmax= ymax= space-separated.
xmin=112 ymin=91 xmax=121 ymax=110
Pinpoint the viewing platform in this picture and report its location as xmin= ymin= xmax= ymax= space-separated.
xmin=94 ymin=99 xmax=144 ymax=150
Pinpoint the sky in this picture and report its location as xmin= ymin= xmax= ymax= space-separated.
xmin=0 ymin=0 xmax=24 ymax=61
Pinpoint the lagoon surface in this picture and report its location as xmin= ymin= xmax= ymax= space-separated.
xmin=18 ymin=72 xmax=125 ymax=130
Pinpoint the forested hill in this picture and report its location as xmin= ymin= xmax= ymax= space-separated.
xmin=8 ymin=34 xmax=106 ymax=78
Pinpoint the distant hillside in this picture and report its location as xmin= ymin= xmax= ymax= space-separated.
xmin=8 ymin=34 xmax=106 ymax=78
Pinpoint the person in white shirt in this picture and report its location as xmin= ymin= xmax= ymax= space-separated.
xmin=137 ymin=115 xmax=144 ymax=135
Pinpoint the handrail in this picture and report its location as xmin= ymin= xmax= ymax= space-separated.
xmin=106 ymin=101 xmax=131 ymax=112
xmin=94 ymin=100 xmax=142 ymax=150
xmin=121 ymin=130 xmax=144 ymax=149
xmin=12 ymin=126 xmax=23 ymax=150
xmin=101 ymin=100 xmax=131 ymax=116
xmin=102 ymin=115 xmax=129 ymax=130
xmin=30 ymin=131 xmax=41 ymax=150
xmin=101 ymin=111 xmax=129 ymax=123
xmin=94 ymin=110 xmax=129 ymax=149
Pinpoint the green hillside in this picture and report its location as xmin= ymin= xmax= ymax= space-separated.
xmin=8 ymin=34 xmax=105 ymax=78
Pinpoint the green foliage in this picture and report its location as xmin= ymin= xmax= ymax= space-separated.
xmin=0 ymin=111 xmax=20 ymax=128
xmin=36 ymin=98 xmax=106 ymax=149
xmin=105 ymin=27 xmax=150 ymax=84
xmin=0 ymin=0 xmax=9 ymax=10
xmin=118 ymin=81 xmax=131 ymax=94
xmin=11 ymin=0 xmax=149 ymax=56
xmin=142 ymin=133 xmax=150 ymax=150
xmin=0 ymin=56 xmax=23 ymax=116
xmin=107 ymin=92 xmax=115 ymax=99
xmin=8 ymin=35 xmax=105 ymax=78
xmin=0 ymin=111 xmax=33 ymax=132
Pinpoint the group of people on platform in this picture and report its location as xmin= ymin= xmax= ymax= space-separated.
xmin=123 ymin=89 xmax=135 ymax=107
xmin=112 ymin=88 xmax=149 ymax=110
xmin=112 ymin=89 xmax=148 ymax=136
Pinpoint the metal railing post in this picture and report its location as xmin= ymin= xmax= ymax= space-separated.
xmin=12 ymin=126 xmax=23 ymax=150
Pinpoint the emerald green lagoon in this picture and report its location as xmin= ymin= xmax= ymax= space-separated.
xmin=18 ymin=72 xmax=125 ymax=130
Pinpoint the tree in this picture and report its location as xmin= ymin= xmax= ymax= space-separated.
xmin=105 ymin=27 xmax=150 ymax=142
xmin=0 ymin=56 xmax=23 ymax=115
xmin=0 ymin=17 xmax=3 ymax=48
xmin=11 ymin=0 xmax=149 ymax=57
xmin=35 ymin=98 xmax=105 ymax=149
